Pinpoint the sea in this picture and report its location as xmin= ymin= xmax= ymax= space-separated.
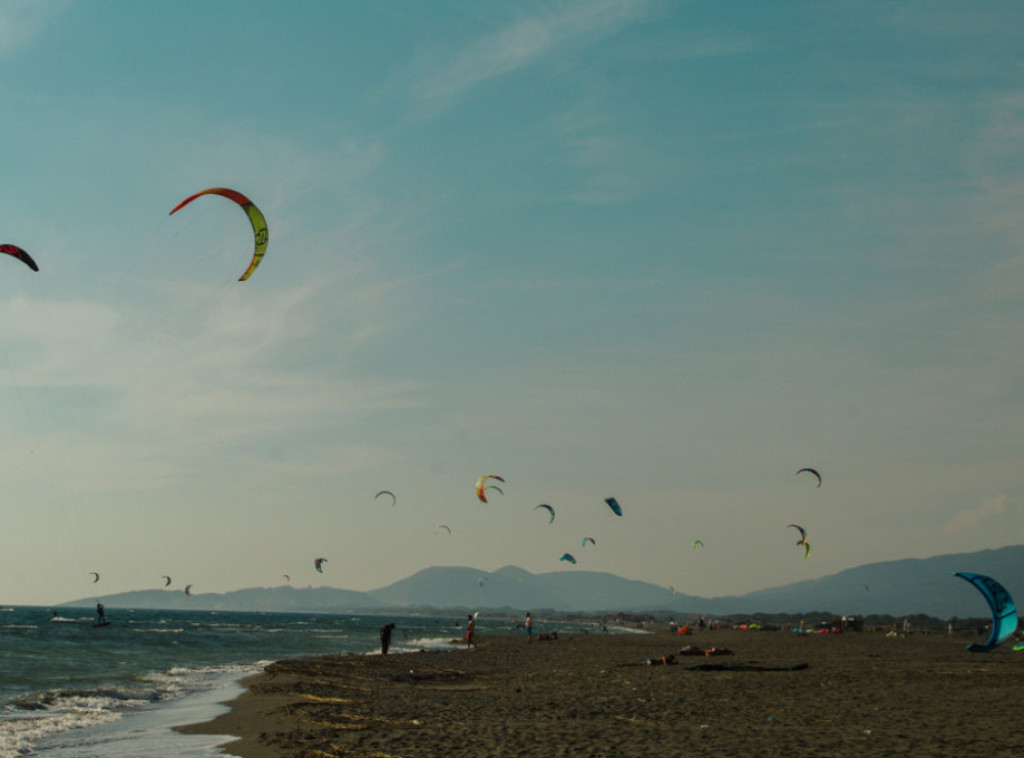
xmin=0 ymin=606 xmax=607 ymax=757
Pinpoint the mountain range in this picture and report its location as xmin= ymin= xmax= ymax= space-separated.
xmin=63 ymin=544 xmax=1024 ymax=619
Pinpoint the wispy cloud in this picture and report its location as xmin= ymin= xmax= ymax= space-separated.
xmin=416 ymin=0 xmax=652 ymax=106
xmin=942 ymin=494 xmax=1021 ymax=536
xmin=0 ymin=0 xmax=68 ymax=56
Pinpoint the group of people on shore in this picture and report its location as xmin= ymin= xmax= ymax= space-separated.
xmin=378 ymin=612 xmax=540 ymax=654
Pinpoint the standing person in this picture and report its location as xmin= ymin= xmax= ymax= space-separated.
xmin=379 ymin=622 xmax=395 ymax=655
xmin=96 ymin=603 xmax=105 ymax=624
xmin=525 ymin=612 xmax=533 ymax=643
xmin=466 ymin=614 xmax=476 ymax=648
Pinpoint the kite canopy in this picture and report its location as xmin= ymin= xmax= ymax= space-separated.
xmin=604 ymin=497 xmax=623 ymax=516
xmin=788 ymin=524 xmax=808 ymax=545
xmin=89 ymin=572 xmax=100 ymax=583
xmin=475 ymin=475 xmax=505 ymax=503
xmin=692 ymin=539 xmax=704 ymax=549
xmin=534 ymin=504 xmax=555 ymax=524
xmin=162 ymin=575 xmax=172 ymax=587
xmin=375 ymin=490 xmax=396 ymax=506
xmin=314 ymin=557 xmax=327 ymax=574
xmin=559 ymin=553 xmax=577 ymax=564
xmin=796 ymin=467 xmax=822 ymax=487
xmin=0 ymin=244 xmax=38 ymax=272
xmin=953 ymin=572 xmax=1018 ymax=652
xmin=582 ymin=537 xmax=596 ymax=547
xmin=184 ymin=584 xmax=194 ymax=596
xmin=169 ymin=187 xmax=269 ymax=281
xmin=435 ymin=524 xmax=452 ymax=535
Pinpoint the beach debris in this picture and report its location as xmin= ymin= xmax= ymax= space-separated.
xmin=952 ymin=571 xmax=1018 ymax=652
xmin=89 ymin=572 xmax=100 ymax=583
xmin=169 ymin=187 xmax=269 ymax=281
xmin=559 ymin=553 xmax=577 ymax=564
xmin=796 ymin=467 xmax=822 ymax=487
xmin=534 ymin=504 xmax=555 ymax=523
xmin=315 ymin=557 xmax=328 ymax=574
xmin=0 ymin=244 xmax=38 ymax=272
xmin=604 ymin=497 xmax=623 ymax=516
xmin=374 ymin=490 xmax=396 ymax=506
xmin=475 ymin=475 xmax=505 ymax=503
xmin=162 ymin=575 xmax=172 ymax=587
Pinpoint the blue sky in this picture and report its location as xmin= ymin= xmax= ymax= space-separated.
xmin=1 ymin=0 xmax=1023 ymax=605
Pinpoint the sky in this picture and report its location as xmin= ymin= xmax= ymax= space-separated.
xmin=1 ymin=0 xmax=1023 ymax=606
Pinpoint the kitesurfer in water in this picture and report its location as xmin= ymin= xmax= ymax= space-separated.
xmin=379 ymin=622 xmax=395 ymax=655
xmin=96 ymin=603 xmax=105 ymax=624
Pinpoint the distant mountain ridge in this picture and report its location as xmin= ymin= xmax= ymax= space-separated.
xmin=63 ymin=544 xmax=1024 ymax=618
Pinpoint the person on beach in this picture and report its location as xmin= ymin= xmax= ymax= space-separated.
xmin=466 ymin=614 xmax=477 ymax=648
xmin=525 ymin=612 xmax=533 ymax=643
xmin=379 ymin=622 xmax=395 ymax=655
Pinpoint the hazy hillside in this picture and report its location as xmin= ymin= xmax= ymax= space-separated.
xmin=63 ymin=545 xmax=1024 ymax=619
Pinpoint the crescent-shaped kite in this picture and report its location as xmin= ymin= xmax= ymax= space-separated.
xmin=581 ymin=537 xmax=596 ymax=547
xmin=953 ymin=572 xmax=1018 ymax=652
xmin=162 ymin=575 xmax=172 ymax=587
xmin=475 ymin=475 xmax=505 ymax=503
xmin=184 ymin=584 xmax=194 ymax=596
xmin=315 ymin=557 xmax=327 ymax=573
xmin=0 ymin=244 xmax=38 ymax=272
xmin=559 ymin=553 xmax=577 ymax=564
xmin=796 ymin=467 xmax=822 ymax=487
xmin=534 ymin=504 xmax=555 ymax=524
xmin=169 ymin=187 xmax=269 ymax=281
xmin=435 ymin=524 xmax=452 ymax=535
xmin=787 ymin=524 xmax=808 ymax=545
xmin=692 ymin=539 xmax=704 ymax=549
xmin=375 ymin=490 xmax=397 ymax=506
xmin=604 ymin=497 xmax=623 ymax=516
xmin=89 ymin=572 xmax=100 ymax=583
xmin=283 ymin=574 xmax=291 ymax=583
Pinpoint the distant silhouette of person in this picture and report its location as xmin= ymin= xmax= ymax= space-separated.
xmin=379 ymin=622 xmax=395 ymax=654
xmin=96 ymin=603 xmax=105 ymax=623
xmin=466 ymin=614 xmax=476 ymax=648
xmin=525 ymin=612 xmax=533 ymax=643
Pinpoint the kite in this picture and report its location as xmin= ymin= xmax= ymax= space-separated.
xmin=375 ymin=490 xmax=397 ymax=506
xmin=802 ymin=542 xmax=811 ymax=559
xmin=475 ymin=475 xmax=505 ymax=503
xmin=692 ymin=539 xmax=704 ymax=549
xmin=89 ymin=572 xmax=100 ymax=583
xmin=435 ymin=524 xmax=452 ymax=535
xmin=787 ymin=524 xmax=808 ymax=545
xmin=315 ymin=557 xmax=327 ymax=574
xmin=534 ymin=504 xmax=555 ymax=524
xmin=184 ymin=584 xmax=194 ymax=596
xmin=582 ymin=537 xmax=596 ymax=547
xmin=0 ymin=244 xmax=38 ymax=272
xmin=559 ymin=553 xmax=578 ymax=564
xmin=796 ymin=468 xmax=822 ymax=487
xmin=283 ymin=574 xmax=291 ymax=583
xmin=952 ymin=572 xmax=1018 ymax=652
xmin=604 ymin=497 xmax=623 ymax=516
xmin=162 ymin=575 xmax=172 ymax=587
xmin=169 ymin=187 xmax=269 ymax=281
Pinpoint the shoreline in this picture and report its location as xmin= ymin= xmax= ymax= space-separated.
xmin=177 ymin=629 xmax=1024 ymax=757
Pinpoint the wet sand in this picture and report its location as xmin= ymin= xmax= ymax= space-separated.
xmin=179 ymin=628 xmax=1023 ymax=757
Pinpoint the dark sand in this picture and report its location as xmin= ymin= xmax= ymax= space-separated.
xmin=179 ymin=629 xmax=1023 ymax=757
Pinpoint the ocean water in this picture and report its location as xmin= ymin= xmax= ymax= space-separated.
xmin=0 ymin=606 xmax=596 ymax=757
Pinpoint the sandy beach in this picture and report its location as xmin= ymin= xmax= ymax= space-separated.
xmin=179 ymin=627 xmax=1023 ymax=757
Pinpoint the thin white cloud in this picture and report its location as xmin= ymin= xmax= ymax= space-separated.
xmin=0 ymin=0 xmax=68 ymax=56
xmin=416 ymin=0 xmax=652 ymax=105
xmin=942 ymin=494 xmax=1019 ymax=535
